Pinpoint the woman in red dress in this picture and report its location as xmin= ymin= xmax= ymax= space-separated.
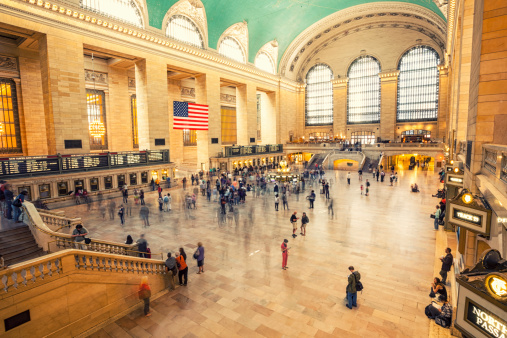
xmin=281 ymin=239 xmax=289 ymax=270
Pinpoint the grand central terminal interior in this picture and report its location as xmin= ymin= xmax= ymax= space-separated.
xmin=0 ymin=0 xmax=506 ymax=337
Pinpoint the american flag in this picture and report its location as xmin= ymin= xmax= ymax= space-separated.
xmin=173 ymin=101 xmax=209 ymax=130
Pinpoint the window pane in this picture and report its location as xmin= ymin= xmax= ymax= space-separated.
xmin=351 ymin=131 xmax=375 ymax=145
xmin=183 ymin=129 xmax=197 ymax=146
xmin=347 ymin=56 xmax=381 ymax=124
xmin=305 ymin=64 xmax=333 ymax=126
xmin=81 ymin=0 xmax=143 ymax=28
xmin=255 ymin=52 xmax=275 ymax=74
xmin=221 ymin=106 xmax=237 ymax=144
xmin=397 ymin=46 xmax=440 ymax=122
xmin=256 ymin=94 xmax=261 ymax=141
xmin=87 ymin=89 xmax=108 ymax=150
xmin=131 ymin=94 xmax=138 ymax=148
xmin=0 ymin=79 xmax=22 ymax=153
xmin=166 ymin=15 xmax=204 ymax=49
xmin=219 ymin=37 xmax=245 ymax=63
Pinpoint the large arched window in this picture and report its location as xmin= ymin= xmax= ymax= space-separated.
xmin=397 ymin=46 xmax=440 ymax=122
xmin=305 ymin=64 xmax=333 ymax=126
xmin=166 ymin=15 xmax=204 ymax=49
xmin=0 ymin=78 xmax=22 ymax=153
xmin=219 ymin=37 xmax=245 ymax=63
xmin=81 ymin=0 xmax=143 ymax=28
xmin=347 ymin=56 xmax=381 ymax=124
xmin=255 ymin=52 xmax=275 ymax=74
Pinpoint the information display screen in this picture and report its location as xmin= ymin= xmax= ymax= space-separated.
xmin=61 ymin=155 xmax=108 ymax=171
xmin=0 ymin=157 xmax=59 ymax=177
xmin=110 ymin=152 xmax=147 ymax=167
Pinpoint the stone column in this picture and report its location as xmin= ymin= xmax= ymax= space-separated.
xmin=39 ymin=34 xmax=89 ymax=154
xmin=18 ymin=56 xmax=48 ymax=156
xmin=332 ymin=79 xmax=347 ymax=138
xmin=236 ymin=83 xmax=257 ymax=145
xmin=167 ymin=79 xmax=183 ymax=166
xmin=379 ymin=71 xmax=399 ymax=141
xmin=108 ymin=67 xmax=132 ymax=151
xmin=437 ymin=66 xmax=449 ymax=141
xmin=134 ymin=58 xmax=169 ymax=150
xmin=264 ymin=91 xmax=278 ymax=144
xmin=195 ymin=73 xmax=221 ymax=170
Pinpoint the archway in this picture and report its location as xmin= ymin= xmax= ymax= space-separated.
xmin=333 ymin=159 xmax=358 ymax=170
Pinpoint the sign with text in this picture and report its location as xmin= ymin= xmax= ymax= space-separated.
xmin=449 ymin=203 xmax=491 ymax=235
xmin=445 ymin=172 xmax=464 ymax=187
xmin=466 ymin=299 xmax=507 ymax=338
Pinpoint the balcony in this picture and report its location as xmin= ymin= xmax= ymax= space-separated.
xmin=481 ymin=144 xmax=507 ymax=185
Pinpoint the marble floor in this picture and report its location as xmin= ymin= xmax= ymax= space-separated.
xmin=61 ymin=168 xmax=443 ymax=338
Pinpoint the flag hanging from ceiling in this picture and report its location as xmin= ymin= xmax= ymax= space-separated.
xmin=173 ymin=101 xmax=209 ymax=130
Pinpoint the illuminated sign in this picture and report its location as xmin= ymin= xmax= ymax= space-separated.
xmin=466 ymin=300 xmax=507 ymax=338
xmin=454 ymin=209 xmax=482 ymax=226
xmin=485 ymin=274 xmax=507 ymax=301
xmin=450 ymin=177 xmax=464 ymax=183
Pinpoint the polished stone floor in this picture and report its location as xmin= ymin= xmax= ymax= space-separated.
xmin=63 ymin=168 xmax=442 ymax=338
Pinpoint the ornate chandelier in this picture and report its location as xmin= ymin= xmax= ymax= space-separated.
xmin=89 ymin=120 xmax=106 ymax=138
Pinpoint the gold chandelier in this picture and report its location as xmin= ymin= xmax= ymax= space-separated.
xmin=89 ymin=120 xmax=106 ymax=138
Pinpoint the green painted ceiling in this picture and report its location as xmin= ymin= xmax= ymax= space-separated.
xmin=146 ymin=0 xmax=445 ymax=65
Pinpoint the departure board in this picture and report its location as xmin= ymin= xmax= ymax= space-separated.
xmin=0 ymin=157 xmax=60 ymax=177
xmin=110 ymin=152 xmax=147 ymax=167
xmin=61 ymin=155 xmax=109 ymax=171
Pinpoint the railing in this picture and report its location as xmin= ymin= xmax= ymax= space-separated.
xmin=362 ymin=142 xmax=442 ymax=149
xmin=0 ymin=249 xmax=167 ymax=294
xmin=22 ymin=201 xmax=137 ymax=255
xmin=38 ymin=212 xmax=82 ymax=232
xmin=481 ymin=144 xmax=507 ymax=183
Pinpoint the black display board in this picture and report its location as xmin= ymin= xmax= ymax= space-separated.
xmin=0 ymin=156 xmax=59 ymax=177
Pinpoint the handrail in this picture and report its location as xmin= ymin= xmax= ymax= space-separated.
xmin=21 ymin=202 xmax=138 ymax=255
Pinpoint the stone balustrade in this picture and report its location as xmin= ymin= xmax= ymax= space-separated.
xmin=22 ymin=201 xmax=137 ymax=255
xmin=480 ymin=144 xmax=507 ymax=185
xmin=38 ymin=212 xmax=82 ymax=231
xmin=0 ymin=249 xmax=167 ymax=295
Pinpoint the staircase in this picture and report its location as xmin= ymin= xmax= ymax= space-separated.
xmin=306 ymin=153 xmax=327 ymax=169
xmin=0 ymin=224 xmax=44 ymax=265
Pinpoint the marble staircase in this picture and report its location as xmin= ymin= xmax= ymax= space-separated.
xmin=0 ymin=224 xmax=44 ymax=266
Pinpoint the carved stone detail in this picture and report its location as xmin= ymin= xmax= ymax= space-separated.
xmin=220 ymin=94 xmax=236 ymax=104
xmin=181 ymin=86 xmax=195 ymax=98
xmin=85 ymin=70 xmax=108 ymax=85
xmin=128 ymin=77 xmax=136 ymax=88
xmin=0 ymin=55 xmax=18 ymax=71
xmin=163 ymin=0 xmax=207 ymax=46
xmin=219 ymin=21 xmax=248 ymax=60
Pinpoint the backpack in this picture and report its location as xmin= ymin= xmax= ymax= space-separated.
xmin=163 ymin=196 xmax=169 ymax=203
xmin=353 ymin=272 xmax=364 ymax=292
xmin=145 ymin=248 xmax=151 ymax=259
xmin=13 ymin=198 xmax=22 ymax=208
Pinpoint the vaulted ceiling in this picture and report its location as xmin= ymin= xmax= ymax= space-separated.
xmin=145 ymin=0 xmax=446 ymax=64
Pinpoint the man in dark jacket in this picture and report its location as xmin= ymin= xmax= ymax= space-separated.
xmin=439 ymin=248 xmax=453 ymax=285
xmin=346 ymin=266 xmax=361 ymax=309
xmin=300 ymin=212 xmax=309 ymax=236
xmin=165 ymin=252 xmax=177 ymax=290
xmin=4 ymin=184 xmax=13 ymax=219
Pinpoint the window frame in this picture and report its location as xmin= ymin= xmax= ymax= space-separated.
xmin=255 ymin=52 xmax=275 ymax=74
xmin=347 ymin=56 xmax=381 ymax=125
xmin=86 ymin=89 xmax=108 ymax=150
xmin=183 ymin=129 xmax=197 ymax=146
xmin=221 ymin=106 xmax=237 ymax=145
xmin=131 ymin=94 xmax=139 ymax=149
xmin=397 ymin=46 xmax=440 ymax=123
xmin=0 ymin=78 xmax=22 ymax=154
xmin=219 ymin=36 xmax=246 ymax=64
xmin=166 ymin=14 xmax=204 ymax=49
xmin=351 ymin=131 xmax=375 ymax=145
xmin=305 ymin=63 xmax=334 ymax=127
xmin=80 ymin=0 xmax=144 ymax=28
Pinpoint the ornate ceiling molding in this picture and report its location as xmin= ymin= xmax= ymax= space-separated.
xmin=161 ymin=0 xmax=208 ymax=47
xmin=295 ymin=20 xmax=446 ymax=81
xmin=279 ymin=2 xmax=447 ymax=79
xmin=218 ymin=21 xmax=249 ymax=61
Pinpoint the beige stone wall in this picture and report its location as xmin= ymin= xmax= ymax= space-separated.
xmin=107 ymin=67 xmax=132 ymax=151
xmin=167 ymin=79 xmax=183 ymax=165
xmin=379 ymin=76 xmax=397 ymax=140
xmin=278 ymin=88 xmax=297 ymax=143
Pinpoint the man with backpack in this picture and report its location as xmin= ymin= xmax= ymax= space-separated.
xmin=346 ymin=266 xmax=362 ymax=309
xmin=307 ymin=190 xmax=316 ymax=209
xmin=12 ymin=190 xmax=28 ymax=223
xmin=290 ymin=212 xmax=299 ymax=238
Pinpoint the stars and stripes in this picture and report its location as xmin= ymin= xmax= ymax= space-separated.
xmin=173 ymin=101 xmax=209 ymax=130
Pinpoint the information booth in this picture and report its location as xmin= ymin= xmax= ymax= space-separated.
xmin=455 ymin=249 xmax=507 ymax=338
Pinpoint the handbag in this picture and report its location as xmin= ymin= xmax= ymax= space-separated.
xmin=193 ymin=249 xmax=199 ymax=260
xmin=84 ymin=238 xmax=92 ymax=244
xmin=12 ymin=198 xmax=22 ymax=208
xmin=353 ymin=272 xmax=364 ymax=292
xmin=430 ymin=214 xmax=436 ymax=219
xmin=138 ymin=288 xmax=151 ymax=300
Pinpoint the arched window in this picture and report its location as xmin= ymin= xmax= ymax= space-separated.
xmin=81 ymin=0 xmax=143 ymax=28
xmin=0 ymin=78 xmax=22 ymax=153
xmin=166 ymin=15 xmax=204 ymax=49
xmin=397 ymin=46 xmax=440 ymax=122
xmin=347 ymin=56 xmax=381 ymax=124
xmin=255 ymin=52 xmax=275 ymax=74
xmin=305 ymin=64 xmax=333 ymax=126
xmin=219 ymin=37 xmax=245 ymax=63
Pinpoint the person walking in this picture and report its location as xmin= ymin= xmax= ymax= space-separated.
xmin=122 ymin=188 xmax=128 ymax=203
xmin=347 ymin=172 xmax=351 ymax=185
xmin=12 ymin=190 xmax=28 ymax=223
xmin=328 ymin=198 xmax=334 ymax=216
xmin=158 ymin=196 xmax=163 ymax=211
xmin=72 ymin=224 xmax=89 ymax=250
xmin=433 ymin=205 xmax=441 ymax=230
xmin=360 ymin=185 xmax=364 ymax=195
xmin=176 ymin=248 xmax=188 ymax=286
xmin=140 ymin=189 xmax=145 ymax=205
xmin=281 ymin=239 xmax=289 ymax=270
xmin=136 ymin=234 xmax=148 ymax=258
xmin=307 ymin=190 xmax=316 ymax=209
xmin=274 ymin=194 xmax=279 ymax=211
xmin=376 ymin=169 xmax=380 ymax=182
xmin=380 ymin=171 xmax=385 ymax=183
xmin=439 ymin=248 xmax=453 ymax=285
xmin=346 ymin=266 xmax=361 ymax=309
xmin=4 ymin=184 xmax=13 ymax=220
xmin=196 ymin=242 xmax=205 ymax=274
xmin=163 ymin=194 xmax=169 ymax=212
xmin=282 ymin=193 xmax=289 ymax=210
xmin=108 ymin=200 xmax=116 ymax=220
xmin=358 ymin=169 xmax=363 ymax=181
xmin=301 ymin=212 xmax=309 ymax=236
xmin=164 ymin=252 xmax=177 ymax=290
xmin=118 ymin=205 xmax=125 ymax=225
xmin=365 ymin=179 xmax=370 ymax=196
xmin=140 ymin=205 xmax=150 ymax=227
xmin=138 ymin=276 xmax=152 ymax=317
xmin=325 ymin=182 xmax=330 ymax=199
xmin=290 ymin=212 xmax=299 ymax=238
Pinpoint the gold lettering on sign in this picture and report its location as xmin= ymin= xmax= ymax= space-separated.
xmin=456 ymin=211 xmax=480 ymax=223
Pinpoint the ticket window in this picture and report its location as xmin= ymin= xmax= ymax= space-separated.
xmin=38 ymin=184 xmax=51 ymax=199
xmin=90 ymin=178 xmax=99 ymax=192
xmin=104 ymin=176 xmax=113 ymax=190
xmin=17 ymin=186 xmax=32 ymax=201
xmin=151 ymin=171 xmax=158 ymax=181
xmin=117 ymin=175 xmax=126 ymax=188
xmin=161 ymin=170 xmax=168 ymax=180
xmin=58 ymin=182 xmax=68 ymax=196
xmin=74 ymin=180 xmax=84 ymax=193
xmin=129 ymin=173 xmax=137 ymax=186
xmin=141 ymin=172 xmax=148 ymax=184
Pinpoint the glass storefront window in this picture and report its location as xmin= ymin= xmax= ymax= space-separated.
xmin=58 ymin=182 xmax=68 ymax=196
xmin=104 ymin=176 xmax=113 ymax=189
xmin=90 ymin=178 xmax=99 ymax=191
xmin=141 ymin=172 xmax=148 ymax=184
xmin=39 ymin=184 xmax=50 ymax=199
xmin=129 ymin=173 xmax=137 ymax=185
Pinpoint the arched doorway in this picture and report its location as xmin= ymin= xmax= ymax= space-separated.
xmin=333 ymin=159 xmax=359 ymax=170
